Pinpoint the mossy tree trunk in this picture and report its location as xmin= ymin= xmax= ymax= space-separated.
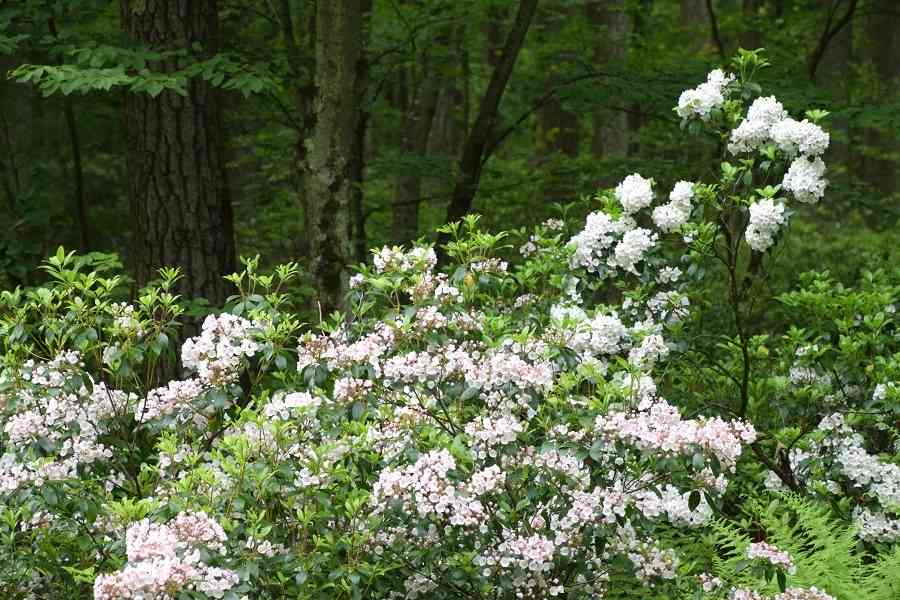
xmin=303 ymin=0 xmax=369 ymax=314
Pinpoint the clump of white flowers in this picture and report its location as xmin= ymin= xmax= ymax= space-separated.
xmin=652 ymin=181 xmax=694 ymax=232
xmin=745 ymin=199 xmax=786 ymax=252
xmin=676 ymin=68 xmax=735 ymax=120
xmin=728 ymin=96 xmax=788 ymax=154
xmin=746 ymin=541 xmax=796 ymax=574
xmin=770 ymin=118 xmax=830 ymax=158
xmin=612 ymin=228 xmax=658 ymax=274
xmin=782 ymin=156 xmax=828 ymax=204
xmin=708 ymin=80 xmax=830 ymax=245
xmin=616 ymin=173 xmax=655 ymax=214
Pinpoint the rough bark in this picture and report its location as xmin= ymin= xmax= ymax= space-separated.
xmin=304 ymin=0 xmax=367 ymax=314
xmin=439 ymin=0 xmax=538 ymax=244
xmin=121 ymin=0 xmax=236 ymax=306
xmin=586 ymin=0 xmax=629 ymax=158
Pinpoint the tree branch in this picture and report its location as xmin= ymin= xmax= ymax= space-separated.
xmin=807 ymin=0 xmax=859 ymax=82
xmin=437 ymin=0 xmax=538 ymax=252
xmin=706 ymin=0 xmax=727 ymax=61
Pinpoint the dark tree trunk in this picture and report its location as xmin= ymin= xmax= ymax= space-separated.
xmin=304 ymin=0 xmax=368 ymax=314
xmin=392 ymin=68 xmax=439 ymax=246
xmin=351 ymin=0 xmax=373 ymax=264
xmin=681 ymin=0 xmax=708 ymax=28
xmin=862 ymin=0 xmax=899 ymax=209
xmin=807 ymin=0 xmax=859 ymax=81
xmin=121 ymin=0 xmax=236 ymax=306
xmin=586 ymin=0 xmax=629 ymax=158
xmin=537 ymin=5 xmax=579 ymax=159
xmin=816 ymin=0 xmax=853 ymax=165
xmin=439 ymin=0 xmax=538 ymax=246
xmin=742 ymin=0 xmax=762 ymax=50
xmin=425 ymin=26 xmax=468 ymax=216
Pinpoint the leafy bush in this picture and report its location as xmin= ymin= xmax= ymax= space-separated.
xmin=1 ymin=51 xmax=897 ymax=600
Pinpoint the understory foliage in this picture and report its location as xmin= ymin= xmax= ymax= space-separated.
xmin=0 ymin=52 xmax=898 ymax=600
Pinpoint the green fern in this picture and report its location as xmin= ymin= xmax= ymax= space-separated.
xmin=694 ymin=494 xmax=897 ymax=599
xmin=860 ymin=543 xmax=900 ymax=598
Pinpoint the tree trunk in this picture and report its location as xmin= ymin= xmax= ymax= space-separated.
xmin=681 ymin=0 xmax=712 ymax=53
xmin=351 ymin=0 xmax=373 ymax=264
xmin=439 ymin=0 xmax=538 ymax=245
xmin=392 ymin=68 xmax=439 ymax=246
xmin=425 ymin=26 xmax=468 ymax=217
xmin=586 ymin=0 xmax=629 ymax=158
xmin=816 ymin=0 xmax=853 ymax=165
xmin=537 ymin=6 xmax=579 ymax=159
xmin=304 ymin=0 xmax=367 ymax=314
xmin=742 ymin=0 xmax=761 ymax=50
xmin=121 ymin=0 xmax=236 ymax=306
xmin=862 ymin=0 xmax=899 ymax=210
xmin=681 ymin=0 xmax=708 ymax=27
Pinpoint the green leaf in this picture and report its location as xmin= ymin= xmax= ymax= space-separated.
xmin=688 ymin=490 xmax=701 ymax=511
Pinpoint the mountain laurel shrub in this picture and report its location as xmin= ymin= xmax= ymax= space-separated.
xmin=0 ymin=51 xmax=897 ymax=600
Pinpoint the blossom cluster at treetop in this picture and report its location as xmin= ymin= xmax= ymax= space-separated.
xmin=0 ymin=51 xmax=898 ymax=600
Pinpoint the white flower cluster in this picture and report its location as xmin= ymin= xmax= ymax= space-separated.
xmin=815 ymin=413 xmax=900 ymax=541
xmin=730 ymin=588 xmax=836 ymax=600
xmin=676 ymin=69 xmax=735 ymax=121
xmin=727 ymin=95 xmax=829 ymax=212
xmin=611 ymin=228 xmax=659 ymax=274
xmin=371 ymin=449 xmax=486 ymax=528
xmin=746 ymin=541 xmax=796 ymax=574
xmin=770 ymin=118 xmax=830 ymax=158
xmin=0 ymin=355 xmax=140 ymax=492
xmin=595 ymin=397 xmax=758 ymax=469
xmin=569 ymin=174 xmax=695 ymax=282
xmin=745 ymin=199 xmax=786 ymax=252
xmin=782 ymin=156 xmax=827 ymax=204
xmin=728 ymin=96 xmax=788 ymax=153
xmin=853 ymin=506 xmax=900 ymax=543
xmin=134 ymin=315 xmax=263 ymax=427
xmin=373 ymin=246 xmax=437 ymax=274
xmin=465 ymin=414 xmax=525 ymax=459
xmin=263 ymin=391 xmax=320 ymax=420
xmin=627 ymin=334 xmax=670 ymax=370
xmin=615 ymin=173 xmax=655 ymax=214
xmin=551 ymin=306 xmax=630 ymax=360
xmin=633 ymin=484 xmax=713 ymax=527
xmin=652 ymin=181 xmax=694 ymax=232
xmin=94 ymin=512 xmax=238 ymax=600
xmin=729 ymin=97 xmax=829 ymax=159
xmin=181 ymin=314 xmax=261 ymax=385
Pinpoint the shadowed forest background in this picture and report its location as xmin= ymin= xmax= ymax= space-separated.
xmin=0 ymin=0 xmax=897 ymax=313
